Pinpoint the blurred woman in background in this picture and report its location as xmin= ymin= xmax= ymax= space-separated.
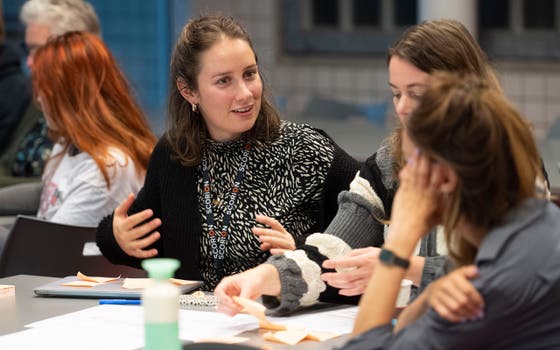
xmin=33 ymin=31 xmax=156 ymax=226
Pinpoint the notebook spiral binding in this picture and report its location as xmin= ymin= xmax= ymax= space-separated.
xmin=178 ymin=293 xmax=217 ymax=311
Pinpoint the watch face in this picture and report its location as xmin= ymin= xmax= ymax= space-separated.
xmin=379 ymin=249 xmax=409 ymax=268
xmin=379 ymin=249 xmax=394 ymax=263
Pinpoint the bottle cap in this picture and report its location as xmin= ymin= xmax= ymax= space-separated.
xmin=141 ymin=258 xmax=180 ymax=280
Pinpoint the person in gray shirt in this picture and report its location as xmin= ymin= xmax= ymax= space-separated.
xmin=344 ymin=72 xmax=560 ymax=349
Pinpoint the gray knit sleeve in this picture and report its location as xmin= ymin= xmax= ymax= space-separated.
xmin=416 ymin=228 xmax=452 ymax=293
xmin=322 ymin=191 xmax=385 ymax=249
xmin=262 ymin=255 xmax=310 ymax=316
xmin=262 ymin=232 xmax=356 ymax=315
xmin=419 ymin=256 xmax=454 ymax=293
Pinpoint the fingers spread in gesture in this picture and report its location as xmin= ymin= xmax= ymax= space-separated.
xmin=112 ymin=193 xmax=161 ymax=259
xmin=253 ymin=214 xmax=295 ymax=254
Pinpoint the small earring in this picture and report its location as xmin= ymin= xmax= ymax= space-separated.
xmin=191 ymin=103 xmax=197 ymax=113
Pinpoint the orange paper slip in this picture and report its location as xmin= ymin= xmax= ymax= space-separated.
xmin=62 ymin=272 xmax=120 ymax=287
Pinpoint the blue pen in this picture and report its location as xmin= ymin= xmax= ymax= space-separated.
xmin=99 ymin=299 xmax=141 ymax=305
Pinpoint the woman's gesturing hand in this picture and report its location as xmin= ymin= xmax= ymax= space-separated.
xmin=253 ymin=214 xmax=295 ymax=255
xmin=112 ymin=193 xmax=161 ymax=258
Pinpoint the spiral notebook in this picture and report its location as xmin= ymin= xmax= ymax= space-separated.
xmin=178 ymin=293 xmax=218 ymax=311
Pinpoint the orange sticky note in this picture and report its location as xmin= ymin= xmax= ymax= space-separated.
xmin=169 ymin=278 xmax=200 ymax=286
xmin=0 ymin=284 xmax=15 ymax=297
xmin=76 ymin=271 xmax=120 ymax=283
xmin=232 ymin=296 xmax=286 ymax=331
xmin=62 ymin=272 xmax=120 ymax=287
xmin=304 ymin=331 xmax=340 ymax=341
xmin=62 ymin=280 xmax=101 ymax=287
xmin=263 ymin=330 xmax=308 ymax=346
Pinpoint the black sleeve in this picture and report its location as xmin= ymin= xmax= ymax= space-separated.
xmin=360 ymin=153 xmax=396 ymax=218
xmin=96 ymin=137 xmax=167 ymax=268
xmin=312 ymin=128 xmax=361 ymax=233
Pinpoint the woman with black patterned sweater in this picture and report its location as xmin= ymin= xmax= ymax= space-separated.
xmin=95 ymin=15 xmax=359 ymax=290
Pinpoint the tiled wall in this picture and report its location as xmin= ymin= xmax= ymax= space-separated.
xmin=191 ymin=0 xmax=560 ymax=133
xmin=88 ymin=0 xmax=171 ymax=131
xmin=3 ymin=0 xmax=173 ymax=134
xmin=499 ymin=66 xmax=560 ymax=139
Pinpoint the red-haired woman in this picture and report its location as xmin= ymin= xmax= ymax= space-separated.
xmin=32 ymin=31 xmax=156 ymax=227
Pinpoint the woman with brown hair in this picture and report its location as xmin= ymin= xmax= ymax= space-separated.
xmin=32 ymin=31 xmax=156 ymax=226
xmin=96 ymin=15 xmax=359 ymax=290
xmin=345 ymin=71 xmax=560 ymax=348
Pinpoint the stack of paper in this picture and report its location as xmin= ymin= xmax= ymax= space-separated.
xmin=233 ymin=296 xmax=357 ymax=345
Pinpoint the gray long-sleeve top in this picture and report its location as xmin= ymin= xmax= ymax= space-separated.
xmin=341 ymin=198 xmax=560 ymax=350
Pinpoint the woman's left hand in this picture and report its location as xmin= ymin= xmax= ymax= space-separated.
xmin=253 ymin=215 xmax=295 ymax=254
xmin=426 ymin=265 xmax=484 ymax=323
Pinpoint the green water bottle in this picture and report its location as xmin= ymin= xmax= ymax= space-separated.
xmin=142 ymin=258 xmax=181 ymax=350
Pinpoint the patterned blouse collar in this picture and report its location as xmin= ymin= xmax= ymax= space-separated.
xmin=205 ymin=136 xmax=247 ymax=155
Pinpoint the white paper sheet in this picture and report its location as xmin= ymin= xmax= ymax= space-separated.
xmin=0 ymin=326 xmax=144 ymax=350
xmin=21 ymin=305 xmax=259 ymax=349
xmin=2 ymin=304 xmax=357 ymax=349
xmin=267 ymin=306 xmax=358 ymax=334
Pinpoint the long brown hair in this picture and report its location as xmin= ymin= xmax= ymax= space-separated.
xmin=32 ymin=31 xmax=156 ymax=188
xmin=387 ymin=19 xmax=501 ymax=173
xmin=407 ymin=72 xmax=542 ymax=266
xmin=167 ymin=15 xmax=281 ymax=166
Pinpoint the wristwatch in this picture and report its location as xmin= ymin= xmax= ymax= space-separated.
xmin=379 ymin=248 xmax=410 ymax=269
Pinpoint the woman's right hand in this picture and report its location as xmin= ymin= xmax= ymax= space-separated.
xmin=426 ymin=265 xmax=484 ymax=323
xmin=214 ymin=264 xmax=281 ymax=316
xmin=112 ymin=193 xmax=161 ymax=259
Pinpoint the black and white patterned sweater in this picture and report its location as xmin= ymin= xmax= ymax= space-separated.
xmin=96 ymin=121 xmax=360 ymax=290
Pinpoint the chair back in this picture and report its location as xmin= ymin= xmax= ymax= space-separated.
xmin=0 ymin=215 xmax=146 ymax=278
